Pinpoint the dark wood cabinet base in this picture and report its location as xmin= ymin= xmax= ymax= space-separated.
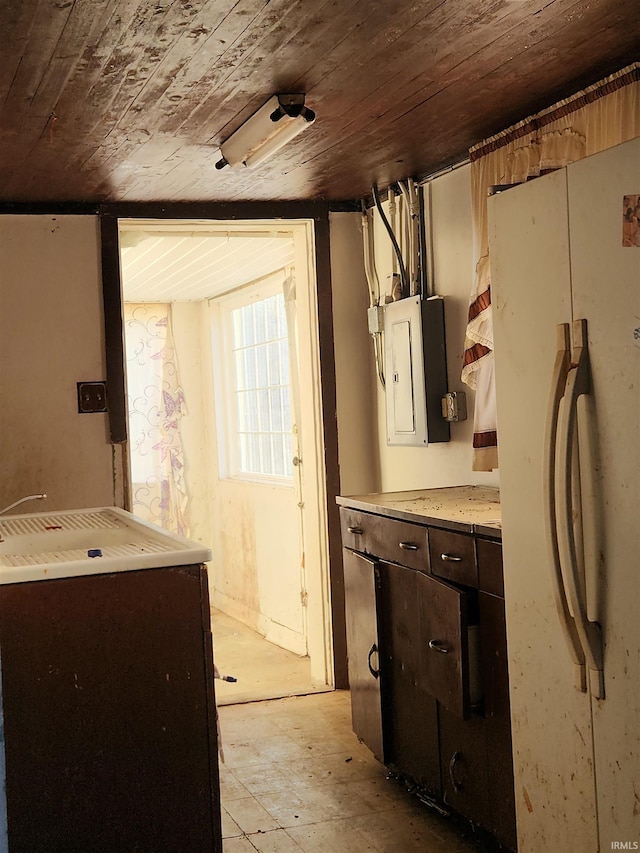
xmin=339 ymin=501 xmax=516 ymax=851
xmin=0 ymin=565 xmax=222 ymax=853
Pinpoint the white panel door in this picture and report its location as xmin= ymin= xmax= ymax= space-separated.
xmin=490 ymin=170 xmax=598 ymax=853
xmin=566 ymin=138 xmax=640 ymax=849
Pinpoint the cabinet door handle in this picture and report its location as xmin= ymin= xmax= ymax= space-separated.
xmin=428 ymin=639 xmax=450 ymax=654
xmin=347 ymin=526 xmax=363 ymax=535
xmin=440 ymin=553 xmax=462 ymax=562
xmin=449 ymin=751 xmax=463 ymax=792
xmin=399 ymin=541 xmax=419 ymax=551
xmin=367 ymin=643 xmax=380 ymax=679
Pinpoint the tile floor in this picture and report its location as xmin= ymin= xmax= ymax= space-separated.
xmin=217 ymin=688 xmax=498 ymax=853
xmin=211 ymin=608 xmax=329 ymax=705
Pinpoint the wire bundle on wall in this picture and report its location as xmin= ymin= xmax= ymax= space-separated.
xmin=361 ymin=201 xmax=385 ymax=386
xmin=363 ymin=178 xmax=425 ymax=388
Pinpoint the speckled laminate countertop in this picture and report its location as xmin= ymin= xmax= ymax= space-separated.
xmin=336 ymin=486 xmax=501 ymax=538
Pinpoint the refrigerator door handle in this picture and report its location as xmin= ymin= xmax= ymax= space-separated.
xmin=543 ymin=323 xmax=587 ymax=692
xmin=556 ymin=319 xmax=604 ymax=699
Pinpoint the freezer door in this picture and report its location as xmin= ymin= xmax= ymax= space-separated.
xmin=490 ymin=168 xmax=598 ymax=853
xmin=567 ymin=137 xmax=640 ymax=849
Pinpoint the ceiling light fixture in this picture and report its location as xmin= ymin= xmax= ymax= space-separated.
xmin=215 ymin=94 xmax=316 ymax=170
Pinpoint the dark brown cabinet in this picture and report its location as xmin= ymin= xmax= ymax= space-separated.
xmin=0 ymin=564 xmax=223 ymax=853
xmin=479 ymin=589 xmax=517 ymax=849
xmin=340 ymin=503 xmax=516 ymax=850
xmin=439 ymin=703 xmax=490 ymax=826
xmin=377 ymin=561 xmax=440 ymax=791
xmin=342 ymin=548 xmax=384 ymax=762
xmin=417 ymin=570 xmax=472 ymax=719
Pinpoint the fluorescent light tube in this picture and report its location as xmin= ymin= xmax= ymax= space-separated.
xmin=243 ymin=114 xmax=312 ymax=167
xmin=216 ymin=95 xmax=315 ymax=169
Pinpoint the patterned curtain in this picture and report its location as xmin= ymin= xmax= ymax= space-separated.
xmin=463 ymin=62 xmax=640 ymax=471
xmin=124 ymin=303 xmax=190 ymax=536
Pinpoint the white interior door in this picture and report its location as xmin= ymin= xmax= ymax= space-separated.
xmin=208 ymin=277 xmax=307 ymax=656
xmin=490 ymin=169 xmax=598 ymax=853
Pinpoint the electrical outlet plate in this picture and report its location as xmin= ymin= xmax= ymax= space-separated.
xmin=77 ymin=381 xmax=108 ymax=414
xmin=441 ymin=391 xmax=467 ymax=422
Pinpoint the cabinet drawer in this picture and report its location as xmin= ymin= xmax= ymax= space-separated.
xmin=340 ymin=508 xmax=428 ymax=571
xmin=366 ymin=515 xmax=428 ymax=571
xmin=429 ymin=528 xmax=477 ymax=587
xmin=477 ymin=538 xmax=504 ymax=597
xmin=340 ymin=508 xmax=373 ymax=551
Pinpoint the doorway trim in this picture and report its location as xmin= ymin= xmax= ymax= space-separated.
xmin=111 ymin=214 xmax=336 ymax=689
xmin=99 ymin=200 xmax=346 ymax=689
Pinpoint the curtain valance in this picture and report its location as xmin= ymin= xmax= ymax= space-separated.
xmin=463 ymin=64 xmax=640 ymax=471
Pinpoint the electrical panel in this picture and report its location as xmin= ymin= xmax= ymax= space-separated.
xmin=384 ymin=296 xmax=449 ymax=446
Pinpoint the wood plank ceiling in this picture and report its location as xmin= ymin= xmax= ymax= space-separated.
xmin=119 ymin=222 xmax=296 ymax=301
xmin=0 ymin=0 xmax=637 ymax=204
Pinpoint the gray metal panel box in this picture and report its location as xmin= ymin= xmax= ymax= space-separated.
xmin=384 ymin=296 xmax=449 ymax=446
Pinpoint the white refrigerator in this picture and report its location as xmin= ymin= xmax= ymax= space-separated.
xmin=489 ymin=137 xmax=640 ymax=853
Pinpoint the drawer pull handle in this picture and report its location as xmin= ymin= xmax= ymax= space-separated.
xmin=367 ymin=643 xmax=380 ymax=679
xmin=428 ymin=639 xmax=450 ymax=654
xmin=440 ymin=553 xmax=462 ymax=562
xmin=347 ymin=526 xmax=364 ymax=535
xmin=399 ymin=541 xmax=419 ymax=551
xmin=449 ymin=750 xmax=464 ymax=792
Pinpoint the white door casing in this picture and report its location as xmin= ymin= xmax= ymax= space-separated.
xmin=120 ymin=218 xmax=334 ymax=689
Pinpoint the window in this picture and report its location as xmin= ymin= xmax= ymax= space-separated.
xmin=213 ymin=281 xmax=294 ymax=482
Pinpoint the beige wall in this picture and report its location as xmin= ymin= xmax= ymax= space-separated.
xmin=0 ymin=215 xmax=121 ymax=512
xmin=331 ymin=168 xmax=499 ymax=495
xmin=329 ymin=212 xmax=380 ymax=496
xmin=0 ymin=196 xmax=496 ymax=520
